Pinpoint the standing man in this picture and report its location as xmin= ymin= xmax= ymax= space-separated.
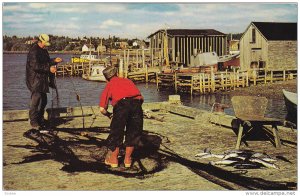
xmin=26 ymin=34 xmax=62 ymax=129
xmin=99 ymin=66 xmax=144 ymax=168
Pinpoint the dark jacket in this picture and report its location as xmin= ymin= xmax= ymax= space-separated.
xmin=26 ymin=43 xmax=57 ymax=93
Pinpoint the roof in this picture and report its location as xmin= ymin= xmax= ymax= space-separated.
xmin=83 ymin=44 xmax=95 ymax=48
xmin=252 ymin=22 xmax=297 ymax=41
xmin=148 ymin=29 xmax=226 ymax=38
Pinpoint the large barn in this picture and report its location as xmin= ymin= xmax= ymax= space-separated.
xmin=239 ymin=22 xmax=297 ymax=71
xmin=148 ymin=29 xmax=228 ymax=67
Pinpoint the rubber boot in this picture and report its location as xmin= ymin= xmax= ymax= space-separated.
xmin=124 ymin=146 xmax=134 ymax=168
xmin=105 ymin=147 xmax=119 ymax=168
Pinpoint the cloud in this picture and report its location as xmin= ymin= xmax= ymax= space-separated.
xmin=2 ymin=2 xmax=297 ymax=39
xmin=99 ymin=19 xmax=123 ymax=29
xmin=70 ymin=17 xmax=79 ymax=21
xmin=2 ymin=4 xmax=23 ymax=11
xmin=28 ymin=3 xmax=48 ymax=9
xmin=127 ymin=3 xmax=180 ymax=12
xmin=3 ymin=13 xmax=45 ymax=24
xmin=52 ymin=3 xmax=126 ymax=13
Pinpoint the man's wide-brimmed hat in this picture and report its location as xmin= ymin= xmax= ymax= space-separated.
xmin=39 ymin=34 xmax=51 ymax=46
xmin=103 ymin=66 xmax=117 ymax=80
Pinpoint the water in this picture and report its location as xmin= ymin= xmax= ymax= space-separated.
xmin=3 ymin=53 xmax=288 ymax=119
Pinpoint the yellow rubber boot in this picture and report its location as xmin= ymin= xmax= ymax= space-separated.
xmin=124 ymin=146 xmax=134 ymax=168
xmin=105 ymin=147 xmax=119 ymax=168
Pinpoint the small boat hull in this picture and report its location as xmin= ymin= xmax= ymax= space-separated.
xmin=282 ymin=89 xmax=297 ymax=124
xmin=82 ymin=74 xmax=106 ymax=82
xmin=82 ymin=64 xmax=107 ymax=82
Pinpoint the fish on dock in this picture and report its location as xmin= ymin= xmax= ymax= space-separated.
xmin=195 ymin=148 xmax=279 ymax=169
xmin=249 ymin=158 xmax=280 ymax=169
xmin=195 ymin=153 xmax=224 ymax=159
xmin=195 ymin=148 xmax=225 ymax=159
xmin=209 ymin=160 xmax=238 ymax=166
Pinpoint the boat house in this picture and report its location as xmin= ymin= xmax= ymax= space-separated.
xmin=148 ymin=29 xmax=227 ymax=67
xmin=239 ymin=22 xmax=297 ymax=71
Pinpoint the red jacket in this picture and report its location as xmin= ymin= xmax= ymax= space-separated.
xmin=99 ymin=77 xmax=143 ymax=109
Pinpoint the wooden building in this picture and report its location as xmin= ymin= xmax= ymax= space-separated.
xmin=229 ymin=40 xmax=240 ymax=55
xmin=239 ymin=22 xmax=297 ymax=71
xmin=148 ymin=29 xmax=227 ymax=67
xmin=114 ymin=41 xmax=129 ymax=49
xmin=82 ymin=44 xmax=95 ymax=52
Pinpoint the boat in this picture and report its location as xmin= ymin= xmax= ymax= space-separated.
xmin=71 ymin=54 xmax=99 ymax=63
xmin=282 ymin=89 xmax=297 ymax=119
xmin=82 ymin=64 xmax=107 ymax=82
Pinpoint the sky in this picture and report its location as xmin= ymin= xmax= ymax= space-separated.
xmin=2 ymin=1 xmax=298 ymax=40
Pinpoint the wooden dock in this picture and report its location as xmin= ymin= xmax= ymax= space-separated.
xmin=156 ymin=68 xmax=297 ymax=95
xmin=55 ymin=58 xmax=297 ymax=96
xmin=3 ymin=98 xmax=298 ymax=190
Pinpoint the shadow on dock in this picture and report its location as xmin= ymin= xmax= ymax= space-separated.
xmin=7 ymin=126 xmax=296 ymax=190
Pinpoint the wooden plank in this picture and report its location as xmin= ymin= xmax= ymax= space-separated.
xmin=235 ymin=122 xmax=244 ymax=149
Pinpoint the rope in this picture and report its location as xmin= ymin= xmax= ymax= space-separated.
xmin=68 ymin=75 xmax=85 ymax=129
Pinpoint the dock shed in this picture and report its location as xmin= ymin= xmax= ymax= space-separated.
xmin=239 ymin=22 xmax=297 ymax=71
xmin=148 ymin=29 xmax=228 ymax=67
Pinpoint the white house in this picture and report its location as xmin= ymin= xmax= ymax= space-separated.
xmin=82 ymin=44 xmax=95 ymax=52
xmin=132 ymin=41 xmax=138 ymax=47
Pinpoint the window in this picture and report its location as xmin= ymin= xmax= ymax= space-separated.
xmin=250 ymin=61 xmax=258 ymax=69
xmin=259 ymin=61 xmax=266 ymax=69
xmin=251 ymin=28 xmax=256 ymax=43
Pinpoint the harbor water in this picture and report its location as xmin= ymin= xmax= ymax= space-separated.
xmin=3 ymin=53 xmax=288 ymax=119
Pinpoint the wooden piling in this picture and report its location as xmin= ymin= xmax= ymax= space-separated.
xmin=271 ymin=70 xmax=273 ymax=83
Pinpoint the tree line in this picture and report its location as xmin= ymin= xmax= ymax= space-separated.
xmin=3 ymin=35 xmax=138 ymax=52
xmin=3 ymin=33 xmax=243 ymax=52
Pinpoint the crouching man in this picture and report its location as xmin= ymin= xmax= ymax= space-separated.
xmin=99 ymin=66 xmax=144 ymax=168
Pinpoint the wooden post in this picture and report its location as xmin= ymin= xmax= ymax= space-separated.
xmin=236 ymin=70 xmax=240 ymax=88
xmin=143 ymin=47 xmax=148 ymax=83
xmin=225 ymin=69 xmax=228 ymax=90
xmin=127 ymin=49 xmax=130 ymax=74
xmin=221 ymin=73 xmax=224 ymax=90
xmin=175 ymin=72 xmax=178 ymax=93
xmin=136 ymin=49 xmax=139 ymax=68
xmin=210 ymin=66 xmax=215 ymax=92
xmin=156 ymin=72 xmax=159 ymax=91
xmin=235 ymin=122 xmax=244 ymax=149
xmin=71 ymin=64 xmax=73 ymax=76
xmin=119 ymin=58 xmax=124 ymax=78
xmin=233 ymin=68 xmax=236 ymax=90
xmin=230 ymin=72 xmax=233 ymax=89
xmin=202 ymin=74 xmax=206 ymax=93
xmin=123 ymin=50 xmax=127 ymax=78
xmin=264 ymin=69 xmax=267 ymax=84
xmin=271 ymin=125 xmax=281 ymax=148
xmin=190 ymin=75 xmax=194 ymax=95
xmin=123 ymin=49 xmax=126 ymax=68
xmin=177 ymin=51 xmax=180 ymax=65
xmin=207 ymin=74 xmax=211 ymax=92
xmin=151 ymin=47 xmax=153 ymax=67
xmin=164 ymin=29 xmax=169 ymax=67
xmin=283 ymin=70 xmax=286 ymax=81
xmin=270 ymin=70 xmax=273 ymax=83
xmin=253 ymin=69 xmax=257 ymax=86
xmin=246 ymin=70 xmax=249 ymax=87
xmin=199 ymin=73 xmax=203 ymax=94
xmin=158 ymin=49 xmax=162 ymax=67
xmin=242 ymin=71 xmax=245 ymax=87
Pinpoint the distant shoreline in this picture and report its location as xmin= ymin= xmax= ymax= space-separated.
xmin=3 ymin=50 xmax=124 ymax=55
xmin=3 ymin=51 xmax=78 ymax=54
